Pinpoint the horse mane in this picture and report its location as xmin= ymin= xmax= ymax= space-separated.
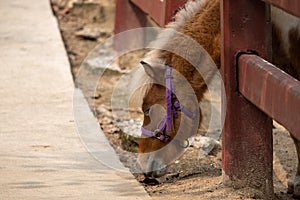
xmin=142 ymin=0 xmax=206 ymax=64
xmin=130 ymin=0 xmax=206 ymax=107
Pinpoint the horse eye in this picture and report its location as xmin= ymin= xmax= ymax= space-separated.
xmin=144 ymin=108 xmax=151 ymax=116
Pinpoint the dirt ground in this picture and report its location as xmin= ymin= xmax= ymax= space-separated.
xmin=51 ymin=0 xmax=298 ymax=199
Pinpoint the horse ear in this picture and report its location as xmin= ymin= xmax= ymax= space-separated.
xmin=141 ymin=61 xmax=155 ymax=78
xmin=140 ymin=60 xmax=165 ymax=81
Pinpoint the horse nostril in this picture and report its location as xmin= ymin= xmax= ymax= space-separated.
xmin=149 ymin=160 xmax=168 ymax=178
xmin=143 ymin=171 xmax=152 ymax=178
xmin=152 ymin=166 xmax=167 ymax=178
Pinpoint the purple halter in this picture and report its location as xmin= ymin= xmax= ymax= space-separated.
xmin=141 ymin=65 xmax=196 ymax=147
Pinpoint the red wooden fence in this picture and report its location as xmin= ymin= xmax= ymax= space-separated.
xmin=114 ymin=0 xmax=300 ymax=197
xmin=222 ymin=0 xmax=300 ymax=197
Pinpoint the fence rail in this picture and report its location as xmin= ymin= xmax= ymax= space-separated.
xmin=238 ymin=54 xmax=300 ymax=140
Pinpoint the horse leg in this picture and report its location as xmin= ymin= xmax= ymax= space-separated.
xmin=288 ymin=135 xmax=300 ymax=198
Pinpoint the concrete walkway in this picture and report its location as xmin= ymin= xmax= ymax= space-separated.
xmin=0 ymin=0 xmax=148 ymax=199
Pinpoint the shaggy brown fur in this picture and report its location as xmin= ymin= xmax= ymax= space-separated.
xmin=162 ymin=0 xmax=220 ymax=100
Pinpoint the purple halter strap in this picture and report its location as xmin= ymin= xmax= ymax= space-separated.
xmin=141 ymin=65 xmax=196 ymax=146
xmin=165 ymin=65 xmax=174 ymax=133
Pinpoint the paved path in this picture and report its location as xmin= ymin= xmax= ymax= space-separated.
xmin=0 ymin=0 xmax=148 ymax=199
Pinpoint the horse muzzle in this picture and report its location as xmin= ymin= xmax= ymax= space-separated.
xmin=138 ymin=154 xmax=168 ymax=178
xmin=144 ymin=163 xmax=168 ymax=178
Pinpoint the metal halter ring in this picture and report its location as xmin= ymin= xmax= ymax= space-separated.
xmin=154 ymin=129 xmax=163 ymax=137
xmin=180 ymin=139 xmax=190 ymax=148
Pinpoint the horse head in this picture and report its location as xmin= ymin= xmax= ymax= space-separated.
xmin=137 ymin=58 xmax=200 ymax=178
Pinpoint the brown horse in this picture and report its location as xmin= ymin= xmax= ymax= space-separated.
xmin=132 ymin=0 xmax=300 ymax=196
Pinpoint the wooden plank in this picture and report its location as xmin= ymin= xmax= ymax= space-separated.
xmin=262 ymin=0 xmax=300 ymax=18
xmin=238 ymin=54 xmax=300 ymax=140
xmin=221 ymin=0 xmax=274 ymax=197
xmin=114 ymin=0 xmax=147 ymax=51
xmin=114 ymin=0 xmax=147 ymax=34
xmin=131 ymin=0 xmax=166 ymax=26
xmin=131 ymin=0 xmax=187 ymax=26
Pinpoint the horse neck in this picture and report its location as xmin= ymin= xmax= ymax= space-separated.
xmin=161 ymin=0 xmax=220 ymax=101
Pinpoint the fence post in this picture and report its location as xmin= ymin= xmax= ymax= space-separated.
xmin=221 ymin=0 xmax=274 ymax=197
xmin=165 ymin=0 xmax=187 ymax=25
xmin=114 ymin=0 xmax=147 ymax=52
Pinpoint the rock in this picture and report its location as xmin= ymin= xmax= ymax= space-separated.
xmin=96 ymin=105 xmax=112 ymax=117
xmin=84 ymin=56 xmax=123 ymax=73
xmin=90 ymin=93 xmax=101 ymax=99
xmin=190 ymin=136 xmax=219 ymax=158
xmin=52 ymin=0 xmax=82 ymax=10
xmin=106 ymin=125 xmax=120 ymax=134
xmin=96 ymin=103 xmax=141 ymax=152
xmin=217 ymin=181 xmax=223 ymax=186
xmin=117 ymin=119 xmax=142 ymax=153
xmin=207 ymin=188 xmax=214 ymax=193
xmin=70 ymin=2 xmax=105 ymax=24
xmin=75 ymin=26 xmax=109 ymax=40
xmin=117 ymin=119 xmax=142 ymax=138
xmin=99 ymin=116 xmax=112 ymax=125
